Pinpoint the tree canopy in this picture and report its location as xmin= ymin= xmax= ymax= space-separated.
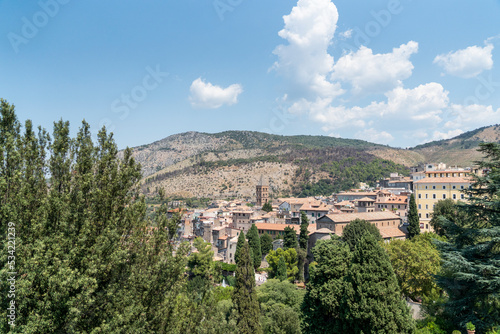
xmin=247 ymin=224 xmax=262 ymax=270
xmin=408 ymin=194 xmax=420 ymax=239
xmin=283 ymin=226 xmax=298 ymax=250
xmin=342 ymin=218 xmax=382 ymax=251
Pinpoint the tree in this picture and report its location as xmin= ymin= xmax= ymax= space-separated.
xmin=436 ymin=143 xmax=500 ymax=332
xmin=408 ymin=193 xmax=420 ymax=239
xmin=301 ymin=238 xmax=352 ymax=334
xmin=188 ymin=237 xmax=215 ymax=279
xmin=234 ymin=231 xmax=246 ymax=264
xmin=344 ymin=233 xmax=415 ymax=333
xmin=266 ymin=248 xmax=299 ymax=282
xmin=0 ymin=102 xmax=200 ymax=333
xmin=283 ymin=226 xmax=298 ymax=250
xmin=260 ymin=233 xmax=273 ymax=256
xmin=233 ymin=241 xmax=262 ymax=334
xmin=277 ymin=256 xmax=287 ymax=282
xmin=257 ymin=279 xmax=305 ymax=334
xmin=262 ymin=201 xmax=273 ymax=213
xmin=383 ymin=235 xmax=441 ymax=301
xmin=299 ymin=211 xmax=309 ymax=250
xmin=342 ymin=218 xmax=382 ymax=251
xmin=429 ymin=199 xmax=466 ymax=236
xmin=247 ymin=224 xmax=262 ymax=270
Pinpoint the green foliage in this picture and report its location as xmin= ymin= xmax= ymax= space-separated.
xmin=0 ymin=102 xmax=215 ymax=333
xmin=383 ymin=235 xmax=441 ymax=300
xmin=299 ymin=212 xmax=309 ymax=250
xmin=188 ymin=237 xmax=214 ymax=279
xmin=436 ymin=143 xmax=500 ymax=332
xmin=276 ymin=256 xmax=287 ymax=282
xmin=266 ymin=248 xmax=299 ymax=282
xmin=257 ymin=279 xmax=305 ymax=334
xmin=344 ymin=233 xmax=415 ymax=333
xmin=221 ymin=262 xmax=237 ymax=272
xmin=233 ymin=241 xmax=262 ymax=334
xmin=235 ymin=231 xmax=246 ymax=264
xmin=466 ymin=322 xmax=476 ymax=331
xmin=342 ymin=218 xmax=382 ymax=251
xmin=262 ymin=201 xmax=273 ymax=212
xmin=260 ymin=233 xmax=273 ymax=256
xmin=248 ymin=224 xmax=262 ymax=270
xmin=295 ymin=158 xmax=409 ymax=197
xmin=429 ymin=199 xmax=466 ymax=236
xmin=301 ymin=238 xmax=352 ymax=333
xmin=283 ymin=226 xmax=298 ymax=250
xmin=408 ymin=193 xmax=421 ymax=239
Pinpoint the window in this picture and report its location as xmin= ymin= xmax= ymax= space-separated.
xmin=418 ymin=204 xmax=421 ymax=209
xmin=461 ymin=194 xmax=465 ymax=199
xmin=443 ymin=194 xmax=446 ymax=199
xmin=433 ymin=194 xmax=436 ymax=199
xmin=461 ymin=185 xmax=464 ymax=189
xmin=433 ymin=186 xmax=436 ymax=189
xmin=426 ymin=213 xmax=429 ymax=218
xmin=443 ymin=186 xmax=446 ymax=189
xmin=426 ymin=224 xmax=429 ymax=229
xmin=453 ymin=194 xmax=456 ymax=199
xmin=418 ymin=194 xmax=421 ymax=199
xmin=425 ymin=205 xmax=428 ymax=209
xmin=425 ymin=186 xmax=428 ymax=189
xmin=419 ymin=213 xmax=421 ymax=218
xmin=425 ymin=194 xmax=428 ymax=199
xmin=452 ymin=185 xmax=456 ymax=189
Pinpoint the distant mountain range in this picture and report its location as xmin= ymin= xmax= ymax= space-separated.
xmin=125 ymin=125 xmax=500 ymax=199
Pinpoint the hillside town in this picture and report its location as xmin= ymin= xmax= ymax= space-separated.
xmin=160 ymin=162 xmax=484 ymax=275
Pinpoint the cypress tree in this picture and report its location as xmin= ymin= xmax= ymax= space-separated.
xmin=407 ymin=194 xmax=420 ymax=239
xmin=342 ymin=218 xmax=382 ymax=251
xmin=277 ymin=255 xmax=287 ymax=282
xmin=235 ymin=231 xmax=246 ymax=264
xmin=233 ymin=241 xmax=262 ymax=334
xmin=301 ymin=238 xmax=352 ymax=334
xmin=299 ymin=211 xmax=309 ymax=250
xmin=436 ymin=143 xmax=500 ymax=332
xmin=260 ymin=233 xmax=273 ymax=256
xmin=247 ymin=224 xmax=262 ymax=269
xmin=283 ymin=226 xmax=297 ymax=250
xmin=344 ymin=233 xmax=415 ymax=333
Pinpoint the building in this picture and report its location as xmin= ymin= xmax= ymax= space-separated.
xmin=413 ymin=169 xmax=473 ymax=232
xmin=353 ymin=197 xmax=376 ymax=213
xmin=255 ymin=222 xmax=317 ymax=238
xmin=375 ymin=190 xmax=409 ymax=222
xmin=316 ymin=211 xmax=406 ymax=241
xmin=231 ymin=210 xmax=254 ymax=232
xmin=335 ymin=191 xmax=378 ymax=202
xmin=256 ymin=176 xmax=269 ymax=206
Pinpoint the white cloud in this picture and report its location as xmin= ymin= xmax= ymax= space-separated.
xmin=355 ymin=128 xmax=394 ymax=145
xmin=445 ymin=104 xmax=500 ymax=130
xmin=433 ymin=43 xmax=494 ymax=78
xmin=339 ymin=29 xmax=352 ymax=39
xmin=272 ymin=0 xmax=344 ymax=101
xmin=332 ymin=41 xmax=418 ymax=95
xmin=431 ymin=129 xmax=464 ymax=141
xmin=309 ymin=82 xmax=449 ymax=132
xmin=189 ymin=78 xmax=243 ymax=109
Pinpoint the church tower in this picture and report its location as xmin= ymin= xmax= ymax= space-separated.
xmin=256 ymin=175 xmax=269 ymax=207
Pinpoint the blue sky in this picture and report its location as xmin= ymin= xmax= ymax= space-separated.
xmin=1 ymin=0 xmax=499 ymax=149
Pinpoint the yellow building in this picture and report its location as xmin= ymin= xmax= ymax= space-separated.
xmin=413 ymin=170 xmax=472 ymax=232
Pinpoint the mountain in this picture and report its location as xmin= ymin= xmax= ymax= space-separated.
xmin=410 ymin=125 xmax=500 ymax=167
xmin=126 ymin=126 xmax=500 ymax=199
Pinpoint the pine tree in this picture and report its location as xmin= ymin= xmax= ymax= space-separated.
xmin=407 ymin=193 xmax=420 ymax=239
xmin=247 ymin=224 xmax=262 ymax=269
xmin=283 ymin=226 xmax=298 ymax=250
xmin=235 ymin=231 xmax=246 ymax=264
xmin=277 ymin=255 xmax=287 ymax=282
xmin=344 ymin=233 xmax=415 ymax=333
xmin=260 ymin=233 xmax=273 ymax=256
xmin=233 ymin=241 xmax=262 ymax=334
xmin=436 ymin=143 xmax=500 ymax=332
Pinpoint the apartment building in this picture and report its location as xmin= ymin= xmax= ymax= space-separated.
xmin=413 ymin=169 xmax=473 ymax=232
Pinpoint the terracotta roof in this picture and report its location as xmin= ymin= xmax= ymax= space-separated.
xmin=355 ymin=197 xmax=376 ymax=202
xmin=319 ymin=211 xmax=401 ymax=223
xmin=255 ymin=223 xmax=317 ymax=234
xmin=218 ymin=235 xmax=229 ymax=240
xmin=379 ymin=227 xmax=407 ymax=239
xmin=414 ymin=177 xmax=472 ymax=184
xmin=335 ymin=200 xmax=354 ymax=206
xmin=337 ymin=191 xmax=377 ymax=196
